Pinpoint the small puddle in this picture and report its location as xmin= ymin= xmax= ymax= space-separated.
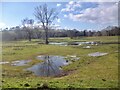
xmin=66 ymin=55 xmax=80 ymax=61
xmin=11 ymin=60 xmax=31 ymax=66
xmin=0 ymin=61 xmax=9 ymax=64
xmin=74 ymin=42 xmax=98 ymax=45
xmin=88 ymin=52 xmax=108 ymax=57
xmin=49 ymin=42 xmax=98 ymax=46
xmin=49 ymin=42 xmax=67 ymax=45
xmin=26 ymin=55 xmax=72 ymax=76
xmin=83 ymin=46 xmax=91 ymax=49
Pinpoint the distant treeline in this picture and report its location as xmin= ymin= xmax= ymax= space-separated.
xmin=1 ymin=26 xmax=120 ymax=41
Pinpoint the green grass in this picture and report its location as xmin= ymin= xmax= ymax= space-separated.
xmin=49 ymin=36 xmax=118 ymax=42
xmin=1 ymin=36 xmax=119 ymax=88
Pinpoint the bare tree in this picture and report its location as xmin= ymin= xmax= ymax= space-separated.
xmin=21 ymin=18 xmax=34 ymax=41
xmin=34 ymin=4 xmax=58 ymax=44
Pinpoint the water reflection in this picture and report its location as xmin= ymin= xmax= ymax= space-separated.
xmin=88 ymin=52 xmax=108 ymax=57
xmin=11 ymin=60 xmax=31 ymax=66
xmin=49 ymin=41 xmax=98 ymax=46
xmin=0 ymin=61 xmax=9 ymax=64
xmin=26 ymin=55 xmax=71 ymax=76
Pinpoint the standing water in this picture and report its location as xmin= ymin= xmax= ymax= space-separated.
xmin=26 ymin=55 xmax=71 ymax=77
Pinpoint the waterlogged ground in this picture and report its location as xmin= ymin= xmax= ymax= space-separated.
xmin=26 ymin=55 xmax=72 ymax=76
xmin=1 ymin=36 xmax=119 ymax=88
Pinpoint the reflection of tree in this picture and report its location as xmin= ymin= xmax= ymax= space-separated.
xmin=40 ymin=56 xmax=61 ymax=76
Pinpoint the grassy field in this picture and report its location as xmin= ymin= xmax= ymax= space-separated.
xmin=1 ymin=36 xmax=119 ymax=88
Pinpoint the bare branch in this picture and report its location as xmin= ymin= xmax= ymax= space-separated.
xmin=34 ymin=4 xmax=58 ymax=44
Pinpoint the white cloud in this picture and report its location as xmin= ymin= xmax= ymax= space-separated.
xmin=33 ymin=22 xmax=41 ymax=26
xmin=64 ymin=14 xmax=68 ymax=18
xmin=51 ymin=24 xmax=60 ymax=29
xmin=67 ymin=2 xmax=118 ymax=24
xmin=0 ymin=22 xmax=5 ymax=29
xmin=61 ymin=1 xmax=81 ymax=12
xmin=57 ymin=3 xmax=61 ymax=7
xmin=64 ymin=27 xmax=68 ymax=29
xmin=61 ymin=7 xmax=74 ymax=12
xmin=69 ymin=1 xmax=74 ymax=5
xmin=54 ymin=24 xmax=60 ymax=27
xmin=57 ymin=19 xmax=61 ymax=23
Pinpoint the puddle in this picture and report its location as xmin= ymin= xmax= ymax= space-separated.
xmin=72 ymin=42 xmax=98 ymax=46
xmin=66 ymin=55 xmax=80 ymax=61
xmin=76 ymin=42 xmax=89 ymax=45
xmin=88 ymin=52 xmax=108 ymax=57
xmin=83 ymin=46 xmax=91 ymax=49
xmin=49 ymin=42 xmax=98 ymax=46
xmin=26 ymin=55 xmax=71 ymax=76
xmin=11 ymin=60 xmax=31 ymax=66
xmin=49 ymin=42 xmax=67 ymax=46
xmin=0 ymin=61 xmax=9 ymax=64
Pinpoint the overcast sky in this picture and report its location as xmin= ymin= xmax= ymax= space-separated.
xmin=0 ymin=1 xmax=118 ymax=31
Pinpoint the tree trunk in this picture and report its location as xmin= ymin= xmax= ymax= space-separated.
xmin=45 ymin=38 xmax=49 ymax=44
xmin=28 ymin=33 xmax=31 ymax=41
xmin=45 ymin=29 xmax=49 ymax=44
